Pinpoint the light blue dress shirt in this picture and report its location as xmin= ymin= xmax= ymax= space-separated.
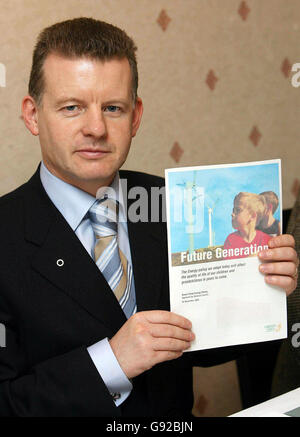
xmin=40 ymin=162 xmax=133 ymax=406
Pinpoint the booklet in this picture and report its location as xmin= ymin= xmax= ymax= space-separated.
xmin=165 ymin=159 xmax=287 ymax=352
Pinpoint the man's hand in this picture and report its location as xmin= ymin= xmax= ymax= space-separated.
xmin=258 ymin=234 xmax=299 ymax=296
xmin=109 ymin=310 xmax=194 ymax=379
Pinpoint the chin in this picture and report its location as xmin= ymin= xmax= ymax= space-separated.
xmin=78 ymin=164 xmax=114 ymax=179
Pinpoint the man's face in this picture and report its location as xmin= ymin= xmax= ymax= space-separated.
xmin=28 ymin=54 xmax=143 ymax=194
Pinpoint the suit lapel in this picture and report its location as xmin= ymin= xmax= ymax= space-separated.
xmin=23 ymin=169 xmax=126 ymax=334
xmin=122 ymin=171 xmax=167 ymax=312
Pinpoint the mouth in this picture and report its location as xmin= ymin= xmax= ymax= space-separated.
xmin=75 ymin=149 xmax=110 ymax=159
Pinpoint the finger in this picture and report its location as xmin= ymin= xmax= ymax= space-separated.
xmin=153 ymin=337 xmax=192 ymax=352
xmin=264 ymin=274 xmax=297 ymax=296
xmin=143 ymin=310 xmax=192 ymax=330
xmin=268 ymin=234 xmax=295 ymax=249
xmin=258 ymin=246 xmax=298 ymax=263
xmin=259 ymin=261 xmax=298 ymax=277
xmin=149 ymin=324 xmax=195 ymax=341
xmin=155 ymin=350 xmax=184 ymax=364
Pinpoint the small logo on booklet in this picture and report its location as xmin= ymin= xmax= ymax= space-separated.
xmin=264 ymin=323 xmax=282 ymax=333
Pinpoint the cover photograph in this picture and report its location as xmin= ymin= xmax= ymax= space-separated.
xmin=165 ymin=159 xmax=286 ymax=351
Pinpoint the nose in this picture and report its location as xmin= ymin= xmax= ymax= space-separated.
xmin=82 ymin=107 xmax=107 ymax=138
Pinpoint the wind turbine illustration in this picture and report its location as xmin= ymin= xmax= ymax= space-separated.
xmin=176 ymin=171 xmax=204 ymax=253
xmin=205 ymin=196 xmax=219 ymax=247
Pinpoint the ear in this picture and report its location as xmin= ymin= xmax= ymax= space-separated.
xmin=131 ymin=97 xmax=143 ymax=138
xmin=251 ymin=211 xmax=259 ymax=226
xmin=21 ymin=95 xmax=39 ymax=136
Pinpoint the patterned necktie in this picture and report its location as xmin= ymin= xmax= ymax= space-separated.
xmin=88 ymin=196 xmax=136 ymax=318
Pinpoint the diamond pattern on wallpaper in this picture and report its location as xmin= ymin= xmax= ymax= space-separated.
xmin=157 ymin=9 xmax=171 ymax=31
xmin=238 ymin=1 xmax=250 ymax=21
xmin=291 ymin=178 xmax=300 ymax=198
xmin=170 ymin=141 xmax=183 ymax=163
xmin=206 ymin=69 xmax=218 ymax=91
xmin=249 ymin=126 xmax=262 ymax=146
xmin=281 ymin=58 xmax=292 ymax=78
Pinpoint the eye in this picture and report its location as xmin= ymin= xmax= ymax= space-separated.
xmin=62 ymin=105 xmax=81 ymax=117
xmin=104 ymin=105 xmax=121 ymax=113
xmin=65 ymin=105 xmax=78 ymax=112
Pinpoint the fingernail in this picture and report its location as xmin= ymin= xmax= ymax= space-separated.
xmin=259 ymin=264 xmax=268 ymax=273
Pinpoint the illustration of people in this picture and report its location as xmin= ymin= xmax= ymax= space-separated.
xmin=223 ymin=192 xmax=271 ymax=259
xmin=256 ymin=191 xmax=281 ymax=236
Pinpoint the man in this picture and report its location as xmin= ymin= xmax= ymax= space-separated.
xmin=0 ymin=17 xmax=298 ymax=417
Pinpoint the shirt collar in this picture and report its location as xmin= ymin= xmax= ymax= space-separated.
xmin=40 ymin=162 xmax=123 ymax=231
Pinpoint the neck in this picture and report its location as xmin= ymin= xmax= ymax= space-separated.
xmin=42 ymin=162 xmax=116 ymax=196
xmin=238 ymin=225 xmax=256 ymax=243
xmin=260 ymin=212 xmax=275 ymax=228
xmin=266 ymin=215 xmax=275 ymax=227
xmin=71 ymin=178 xmax=115 ymax=197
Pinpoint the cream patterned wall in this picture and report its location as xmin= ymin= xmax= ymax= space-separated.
xmin=0 ymin=0 xmax=299 ymax=417
xmin=0 ymin=0 xmax=299 ymax=206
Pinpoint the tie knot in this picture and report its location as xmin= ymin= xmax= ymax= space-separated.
xmin=88 ymin=196 xmax=118 ymax=237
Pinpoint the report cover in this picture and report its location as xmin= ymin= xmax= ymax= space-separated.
xmin=165 ymin=159 xmax=286 ymax=351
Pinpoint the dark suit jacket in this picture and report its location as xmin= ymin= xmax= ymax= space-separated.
xmin=271 ymin=194 xmax=300 ymax=397
xmin=0 ymin=167 xmax=242 ymax=417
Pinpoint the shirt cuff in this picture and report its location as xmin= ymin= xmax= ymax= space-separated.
xmin=87 ymin=337 xmax=132 ymax=406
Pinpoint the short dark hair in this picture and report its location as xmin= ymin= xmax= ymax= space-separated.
xmin=28 ymin=17 xmax=138 ymax=105
xmin=260 ymin=191 xmax=279 ymax=214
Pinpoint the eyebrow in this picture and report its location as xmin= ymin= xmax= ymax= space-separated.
xmin=55 ymin=97 xmax=85 ymax=107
